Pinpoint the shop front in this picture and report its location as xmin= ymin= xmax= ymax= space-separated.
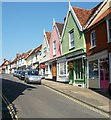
xmin=57 ymin=56 xmax=69 ymax=82
xmin=87 ymin=50 xmax=109 ymax=90
xmin=109 ymin=53 xmax=111 ymax=91
xmin=67 ymin=57 xmax=86 ymax=87
xmin=45 ymin=62 xmax=52 ymax=80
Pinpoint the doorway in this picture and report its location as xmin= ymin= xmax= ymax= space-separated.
xmin=100 ymin=60 xmax=109 ymax=89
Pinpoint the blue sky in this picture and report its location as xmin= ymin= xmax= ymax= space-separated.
xmin=2 ymin=2 xmax=99 ymax=64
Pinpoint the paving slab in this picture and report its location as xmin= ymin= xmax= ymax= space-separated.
xmin=42 ymin=79 xmax=111 ymax=114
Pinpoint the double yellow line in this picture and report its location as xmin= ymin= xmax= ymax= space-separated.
xmin=0 ymin=92 xmax=18 ymax=120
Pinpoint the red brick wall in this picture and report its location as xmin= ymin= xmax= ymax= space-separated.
xmin=85 ymin=21 xmax=108 ymax=56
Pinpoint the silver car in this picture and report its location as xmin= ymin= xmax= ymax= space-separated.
xmin=25 ymin=70 xmax=42 ymax=84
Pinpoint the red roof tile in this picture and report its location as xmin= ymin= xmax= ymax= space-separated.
xmin=45 ymin=32 xmax=51 ymax=44
xmin=72 ymin=2 xmax=102 ymax=27
xmin=1 ymin=59 xmax=10 ymax=66
xmin=24 ymin=49 xmax=32 ymax=59
xmin=92 ymin=7 xmax=111 ymax=27
xmin=56 ymin=22 xmax=64 ymax=36
xmin=35 ymin=44 xmax=42 ymax=53
xmin=72 ymin=7 xmax=92 ymax=27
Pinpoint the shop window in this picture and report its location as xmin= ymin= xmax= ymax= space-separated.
xmin=74 ymin=59 xmax=83 ymax=80
xmin=45 ymin=65 xmax=48 ymax=73
xmin=89 ymin=60 xmax=99 ymax=79
xmin=59 ymin=62 xmax=66 ymax=75
xmin=49 ymin=65 xmax=52 ymax=73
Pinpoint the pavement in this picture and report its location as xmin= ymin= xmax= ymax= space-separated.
xmin=42 ymin=79 xmax=111 ymax=116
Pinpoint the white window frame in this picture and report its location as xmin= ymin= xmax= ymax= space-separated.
xmin=69 ymin=29 xmax=74 ymax=49
xmin=59 ymin=62 xmax=66 ymax=76
xmin=90 ymin=30 xmax=96 ymax=48
xmin=53 ymin=41 xmax=56 ymax=56
xmin=43 ymin=47 xmax=47 ymax=57
xmin=107 ymin=18 xmax=111 ymax=43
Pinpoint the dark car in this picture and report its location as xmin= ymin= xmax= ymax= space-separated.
xmin=13 ymin=70 xmax=17 ymax=77
xmin=16 ymin=70 xmax=22 ymax=78
xmin=19 ymin=71 xmax=25 ymax=80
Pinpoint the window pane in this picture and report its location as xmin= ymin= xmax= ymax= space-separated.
xmin=59 ymin=62 xmax=66 ymax=75
xmin=89 ymin=60 xmax=98 ymax=79
xmin=108 ymin=19 xmax=111 ymax=29
xmin=74 ymin=59 xmax=83 ymax=79
xmin=91 ymin=31 xmax=96 ymax=47
xmin=69 ymin=30 xmax=74 ymax=48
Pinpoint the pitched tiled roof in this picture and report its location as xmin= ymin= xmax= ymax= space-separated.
xmin=87 ymin=1 xmax=109 ymax=28
xmin=35 ymin=44 xmax=42 ymax=52
xmin=72 ymin=7 xmax=92 ymax=27
xmin=28 ymin=45 xmax=42 ymax=57
xmin=24 ymin=49 xmax=32 ymax=59
xmin=72 ymin=2 xmax=102 ymax=27
xmin=56 ymin=22 xmax=64 ymax=36
xmin=93 ymin=7 xmax=111 ymax=26
xmin=45 ymin=32 xmax=51 ymax=44
xmin=1 ymin=59 xmax=10 ymax=66
xmin=11 ymin=57 xmax=18 ymax=64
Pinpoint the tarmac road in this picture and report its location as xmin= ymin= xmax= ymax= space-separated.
xmin=2 ymin=74 xmax=108 ymax=119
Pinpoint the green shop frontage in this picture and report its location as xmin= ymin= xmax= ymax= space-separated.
xmin=66 ymin=49 xmax=87 ymax=87
xmin=57 ymin=49 xmax=87 ymax=88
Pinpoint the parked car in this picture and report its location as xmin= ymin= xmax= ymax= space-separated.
xmin=24 ymin=69 xmax=42 ymax=84
xmin=16 ymin=70 xmax=22 ymax=78
xmin=13 ymin=70 xmax=17 ymax=77
xmin=19 ymin=71 xmax=25 ymax=80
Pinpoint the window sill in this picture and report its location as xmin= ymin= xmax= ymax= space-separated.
xmin=69 ymin=46 xmax=75 ymax=51
xmin=59 ymin=74 xmax=67 ymax=77
xmin=107 ymin=41 xmax=111 ymax=43
xmin=53 ymin=54 xmax=56 ymax=57
xmin=89 ymin=46 xmax=96 ymax=50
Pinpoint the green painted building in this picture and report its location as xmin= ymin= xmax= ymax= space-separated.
xmin=57 ymin=2 xmax=92 ymax=87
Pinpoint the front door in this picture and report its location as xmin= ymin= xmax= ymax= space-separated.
xmin=52 ymin=62 xmax=56 ymax=81
xmin=100 ymin=61 xmax=109 ymax=89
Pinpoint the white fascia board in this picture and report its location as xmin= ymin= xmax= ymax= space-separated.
xmin=44 ymin=32 xmax=50 ymax=49
xmin=55 ymin=24 xmax=61 ymax=41
xmin=61 ymin=4 xmax=82 ymax=42
xmin=70 ymin=6 xmax=83 ymax=31
xmin=61 ymin=6 xmax=70 ymax=42
xmin=84 ymin=0 xmax=108 ymax=30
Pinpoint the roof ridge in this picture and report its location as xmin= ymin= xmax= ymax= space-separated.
xmin=55 ymin=22 xmax=64 ymax=24
xmin=72 ymin=6 xmax=91 ymax=11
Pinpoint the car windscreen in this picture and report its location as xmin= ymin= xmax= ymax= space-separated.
xmin=21 ymin=71 xmax=25 ymax=75
xmin=28 ymin=70 xmax=38 ymax=75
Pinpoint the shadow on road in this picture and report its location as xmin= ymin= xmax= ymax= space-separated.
xmin=2 ymin=78 xmax=36 ymax=103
